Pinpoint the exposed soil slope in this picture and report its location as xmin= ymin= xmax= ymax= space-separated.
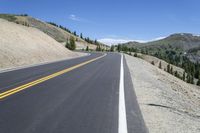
xmin=0 ymin=14 xmax=97 ymax=50
xmin=0 ymin=18 xmax=85 ymax=70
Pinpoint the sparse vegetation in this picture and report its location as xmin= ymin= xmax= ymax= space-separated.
xmin=120 ymin=33 xmax=200 ymax=85
xmin=0 ymin=14 xmax=17 ymax=22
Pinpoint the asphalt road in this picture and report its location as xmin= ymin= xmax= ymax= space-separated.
xmin=0 ymin=53 xmax=147 ymax=133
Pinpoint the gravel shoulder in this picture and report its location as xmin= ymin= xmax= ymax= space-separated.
xmin=125 ymin=54 xmax=200 ymax=133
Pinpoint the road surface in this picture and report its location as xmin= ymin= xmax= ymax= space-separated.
xmin=0 ymin=53 xmax=147 ymax=133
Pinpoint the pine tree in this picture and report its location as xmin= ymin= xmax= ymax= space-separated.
xmin=66 ymin=37 xmax=76 ymax=50
xmin=174 ymin=71 xmax=178 ymax=77
xmin=170 ymin=66 xmax=173 ymax=74
xmin=194 ymin=70 xmax=199 ymax=79
xmin=117 ymin=44 xmax=122 ymax=52
xmin=134 ymin=53 xmax=137 ymax=57
xmin=80 ymin=33 xmax=83 ymax=39
xmin=73 ymin=31 xmax=77 ymax=36
xmin=110 ymin=45 xmax=115 ymax=52
xmin=70 ymin=37 xmax=76 ymax=50
xmin=96 ymin=45 xmax=101 ymax=51
xmin=197 ymin=78 xmax=200 ymax=86
xmin=167 ymin=64 xmax=170 ymax=73
xmin=86 ymin=46 xmax=89 ymax=51
xmin=183 ymin=71 xmax=185 ymax=81
xmin=187 ymin=74 xmax=191 ymax=83
xmin=159 ymin=61 xmax=162 ymax=69
xmin=191 ymin=74 xmax=194 ymax=84
xmin=95 ymin=39 xmax=97 ymax=45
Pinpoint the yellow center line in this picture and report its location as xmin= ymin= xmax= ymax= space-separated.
xmin=0 ymin=54 xmax=106 ymax=100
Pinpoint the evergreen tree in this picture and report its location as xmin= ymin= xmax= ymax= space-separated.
xmin=94 ymin=39 xmax=98 ymax=45
xmin=110 ymin=45 xmax=115 ymax=52
xmin=183 ymin=71 xmax=186 ymax=81
xmin=65 ymin=37 xmax=76 ymax=50
xmin=170 ymin=66 xmax=173 ymax=74
xmin=167 ymin=64 xmax=170 ymax=73
xmin=191 ymin=74 xmax=194 ymax=84
xmin=134 ymin=53 xmax=137 ymax=57
xmin=96 ymin=45 xmax=101 ymax=51
xmin=117 ymin=44 xmax=122 ymax=52
xmin=80 ymin=33 xmax=83 ymax=39
xmin=174 ymin=71 xmax=178 ymax=77
xmin=70 ymin=37 xmax=76 ymax=50
xmin=194 ymin=70 xmax=199 ymax=79
xmin=187 ymin=74 xmax=191 ymax=83
xmin=197 ymin=78 xmax=200 ymax=86
xmin=86 ymin=46 xmax=89 ymax=51
xmin=159 ymin=61 xmax=162 ymax=69
xmin=73 ymin=31 xmax=77 ymax=36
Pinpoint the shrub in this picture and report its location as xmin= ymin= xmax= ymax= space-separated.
xmin=65 ymin=37 xmax=76 ymax=50
xmin=134 ymin=53 xmax=138 ymax=57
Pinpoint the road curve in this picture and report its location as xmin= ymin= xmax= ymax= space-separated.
xmin=0 ymin=53 xmax=147 ymax=133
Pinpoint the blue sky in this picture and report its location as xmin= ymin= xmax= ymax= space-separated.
xmin=0 ymin=0 xmax=200 ymax=44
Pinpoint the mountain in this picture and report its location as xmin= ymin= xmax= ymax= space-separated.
xmin=145 ymin=33 xmax=200 ymax=51
xmin=123 ymin=33 xmax=200 ymax=62
xmin=0 ymin=14 xmax=102 ymax=50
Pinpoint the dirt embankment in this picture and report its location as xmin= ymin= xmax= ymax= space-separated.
xmin=0 ymin=18 xmax=85 ymax=70
xmin=15 ymin=16 xmax=97 ymax=50
xmin=125 ymin=54 xmax=200 ymax=133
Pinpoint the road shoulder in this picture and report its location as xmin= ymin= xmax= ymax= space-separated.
xmin=123 ymin=54 xmax=148 ymax=133
xmin=125 ymin=54 xmax=200 ymax=133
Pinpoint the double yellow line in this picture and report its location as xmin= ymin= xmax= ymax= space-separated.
xmin=0 ymin=54 xmax=106 ymax=100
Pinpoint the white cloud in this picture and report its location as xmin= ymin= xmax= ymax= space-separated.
xmin=69 ymin=14 xmax=81 ymax=21
xmin=98 ymin=38 xmax=143 ymax=46
xmin=98 ymin=36 xmax=167 ymax=46
xmin=152 ymin=36 xmax=166 ymax=41
xmin=68 ymin=14 xmax=93 ymax=24
xmin=192 ymin=34 xmax=200 ymax=37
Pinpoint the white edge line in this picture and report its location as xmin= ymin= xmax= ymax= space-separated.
xmin=118 ymin=54 xmax=128 ymax=133
xmin=0 ymin=53 xmax=91 ymax=74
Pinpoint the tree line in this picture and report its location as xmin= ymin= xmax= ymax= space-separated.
xmin=47 ymin=22 xmax=101 ymax=46
xmin=113 ymin=44 xmax=200 ymax=86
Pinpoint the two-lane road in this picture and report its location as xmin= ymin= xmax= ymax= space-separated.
xmin=0 ymin=53 xmax=147 ymax=133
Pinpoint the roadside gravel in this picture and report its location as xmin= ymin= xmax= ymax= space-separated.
xmin=125 ymin=54 xmax=200 ymax=133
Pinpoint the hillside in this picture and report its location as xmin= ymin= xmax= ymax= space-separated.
xmin=146 ymin=33 xmax=200 ymax=51
xmin=133 ymin=53 xmax=185 ymax=77
xmin=125 ymin=54 xmax=200 ymax=133
xmin=122 ymin=33 xmax=200 ymax=85
xmin=123 ymin=33 xmax=200 ymax=62
xmin=0 ymin=14 xmax=98 ymax=50
xmin=0 ymin=18 xmax=85 ymax=70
